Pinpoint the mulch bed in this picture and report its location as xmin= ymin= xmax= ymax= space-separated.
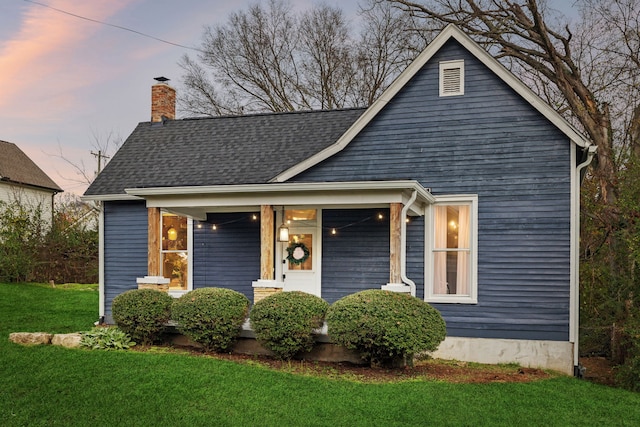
xmin=211 ymin=352 xmax=552 ymax=383
xmin=139 ymin=344 xmax=552 ymax=383
xmin=138 ymin=344 xmax=620 ymax=385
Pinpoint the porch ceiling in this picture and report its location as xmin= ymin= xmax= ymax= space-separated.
xmin=125 ymin=180 xmax=434 ymax=220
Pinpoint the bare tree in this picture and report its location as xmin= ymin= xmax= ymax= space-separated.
xmin=51 ymin=129 xmax=121 ymax=188
xmin=180 ymin=0 xmax=304 ymax=114
xmin=179 ymin=55 xmax=244 ymax=116
xmin=178 ymin=0 xmax=424 ymax=115
xmin=353 ymin=1 xmax=432 ymax=106
xmin=298 ymin=5 xmax=354 ymax=110
xmin=382 ymin=0 xmax=640 ymax=209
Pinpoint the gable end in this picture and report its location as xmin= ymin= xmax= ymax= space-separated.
xmin=273 ymin=24 xmax=592 ymax=183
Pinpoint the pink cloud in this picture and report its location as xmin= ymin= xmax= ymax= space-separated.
xmin=0 ymin=0 xmax=134 ymax=117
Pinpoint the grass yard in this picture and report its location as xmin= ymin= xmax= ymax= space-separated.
xmin=1 ymin=283 xmax=640 ymax=426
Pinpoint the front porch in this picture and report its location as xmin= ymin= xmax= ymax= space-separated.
xmin=127 ymin=180 xmax=434 ymax=304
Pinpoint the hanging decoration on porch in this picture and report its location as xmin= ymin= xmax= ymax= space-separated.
xmin=286 ymin=242 xmax=310 ymax=265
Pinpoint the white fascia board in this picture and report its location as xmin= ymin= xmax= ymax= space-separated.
xmin=126 ymin=180 xmax=433 ymax=197
xmin=125 ymin=180 xmax=433 ymax=216
xmin=146 ymin=191 xmax=414 ymax=209
xmin=273 ymin=25 xmax=591 ymax=184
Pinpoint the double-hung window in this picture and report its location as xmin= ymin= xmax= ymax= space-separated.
xmin=161 ymin=212 xmax=192 ymax=292
xmin=426 ymin=195 xmax=477 ymax=303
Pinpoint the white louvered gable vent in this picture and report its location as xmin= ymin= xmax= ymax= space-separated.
xmin=439 ymin=60 xmax=464 ymax=96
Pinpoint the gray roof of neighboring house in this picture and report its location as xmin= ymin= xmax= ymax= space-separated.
xmin=0 ymin=140 xmax=63 ymax=192
xmin=84 ymin=108 xmax=366 ymax=196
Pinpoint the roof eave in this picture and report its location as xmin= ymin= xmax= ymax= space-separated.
xmin=124 ymin=180 xmax=434 ymax=218
xmin=126 ymin=180 xmax=432 ymax=198
xmin=0 ymin=177 xmax=62 ymax=193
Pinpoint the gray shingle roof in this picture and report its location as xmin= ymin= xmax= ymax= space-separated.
xmin=0 ymin=140 xmax=62 ymax=192
xmin=84 ymin=108 xmax=365 ymax=196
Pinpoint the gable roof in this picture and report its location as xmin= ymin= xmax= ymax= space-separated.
xmin=272 ymin=24 xmax=593 ymax=183
xmin=85 ymin=25 xmax=594 ymax=200
xmin=0 ymin=140 xmax=62 ymax=192
xmin=84 ymin=108 xmax=365 ymax=197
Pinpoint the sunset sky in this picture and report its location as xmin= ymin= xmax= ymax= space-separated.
xmin=0 ymin=0 xmax=577 ymax=196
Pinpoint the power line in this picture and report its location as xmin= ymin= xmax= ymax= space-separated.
xmin=23 ymin=0 xmax=206 ymax=54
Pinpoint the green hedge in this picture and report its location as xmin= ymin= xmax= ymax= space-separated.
xmin=172 ymin=287 xmax=250 ymax=352
xmin=326 ymin=289 xmax=446 ymax=367
xmin=111 ymin=289 xmax=173 ymax=345
xmin=250 ymin=291 xmax=329 ymax=359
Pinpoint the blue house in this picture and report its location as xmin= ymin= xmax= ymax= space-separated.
xmin=84 ymin=25 xmax=595 ymax=374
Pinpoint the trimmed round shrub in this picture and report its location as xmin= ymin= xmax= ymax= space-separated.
xmin=326 ymin=289 xmax=446 ymax=367
xmin=250 ymin=291 xmax=329 ymax=360
xmin=111 ymin=289 xmax=173 ymax=345
xmin=172 ymin=287 xmax=250 ymax=352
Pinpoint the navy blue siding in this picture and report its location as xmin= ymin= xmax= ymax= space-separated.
xmin=296 ymin=40 xmax=571 ymax=341
xmin=193 ymin=213 xmax=260 ymax=302
xmin=321 ymin=209 xmax=390 ymax=303
xmin=103 ymin=200 xmax=148 ymax=320
xmin=406 ymin=216 xmax=425 ymax=300
xmin=321 ymin=209 xmax=425 ymax=304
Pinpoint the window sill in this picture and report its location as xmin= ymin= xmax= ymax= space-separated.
xmin=168 ymin=290 xmax=190 ymax=298
xmin=426 ymin=296 xmax=477 ymax=304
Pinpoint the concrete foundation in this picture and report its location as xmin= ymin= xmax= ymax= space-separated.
xmin=431 ymin=336 xmax=574 ymax=375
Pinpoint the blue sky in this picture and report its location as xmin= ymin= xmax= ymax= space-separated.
xmin=0 ymin=0 xmax=578 ymax=195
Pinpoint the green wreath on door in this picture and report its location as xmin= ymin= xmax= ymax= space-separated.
xmin=286 ymin=242 xmax=310 ymax=265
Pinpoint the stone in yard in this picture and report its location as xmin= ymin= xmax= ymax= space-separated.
xmin=9 ymin=332 xmax=53 ymax=345
xmin=52 ymin=333 xmax=82 ymax=348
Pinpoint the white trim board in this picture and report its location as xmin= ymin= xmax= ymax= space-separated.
xmin=125 ymin=180 xmax=434 ymax=220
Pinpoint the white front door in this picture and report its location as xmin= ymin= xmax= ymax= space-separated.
xmin=280 ymin=209 xmax=321 ymax=297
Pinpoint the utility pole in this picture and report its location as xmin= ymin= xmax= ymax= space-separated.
xmin=90 ymin=150 xmax=110 ymax=175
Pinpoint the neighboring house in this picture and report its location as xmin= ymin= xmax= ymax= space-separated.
xmin=84 ymin=25 xmax=596 ymax=375
xmin=0 ymin=140 xmax=62 ymax=224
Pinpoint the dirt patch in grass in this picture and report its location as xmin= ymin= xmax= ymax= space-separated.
xmin=580 ymin=356 xmax=615 ymax=386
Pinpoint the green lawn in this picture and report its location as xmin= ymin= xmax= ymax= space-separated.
xmin=1 ymin=283 xmax=640 ymax=426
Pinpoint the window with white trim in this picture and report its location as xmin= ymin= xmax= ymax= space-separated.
xmin=439 ymin=60 xmax=464 ymax=96
xmin=161 ymin=213 xmax=192 ymax=291
xmin=426 ymin=195 xmax=477 ymax=303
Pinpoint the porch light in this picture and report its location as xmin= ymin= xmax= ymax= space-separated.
xmin=167 ymin=227 xmax=178 ymax=241
xmin=278 ymin=223 xmax=289 ymax=242
xmin=277 ymin=207 xmax=289 ymax=242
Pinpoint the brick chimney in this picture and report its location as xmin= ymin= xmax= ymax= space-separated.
xmin=151 ymin=77 xmax=175 ymax=123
